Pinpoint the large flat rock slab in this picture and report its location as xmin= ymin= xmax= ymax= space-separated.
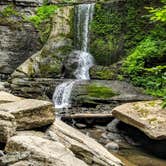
xmin=0 ymin=91 xmax=22 ymax=104
xmin=0 ymin=110 xmax=16 ymax=143
xmin=4 ymin=135 xmax=87 ymax=166
xmin=0 ymin=99 xmax=55 ymax=130
xmin=112 ymin=100 xmax=166 ymax=140
xmin=46 ymin=119 xmax=123 ymax=166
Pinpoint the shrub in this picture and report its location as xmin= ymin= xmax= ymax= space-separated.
xmin=26 ymin=5 xmax=59 ymax=43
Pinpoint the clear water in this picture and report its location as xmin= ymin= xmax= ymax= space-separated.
xmin=53 ymin=3 xmax=95 ymax=108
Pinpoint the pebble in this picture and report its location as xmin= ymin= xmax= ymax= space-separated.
xmin=105 ymin=142 xmax=119 ymax=151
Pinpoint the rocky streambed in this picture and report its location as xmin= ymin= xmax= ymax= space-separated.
xmin=0 ymin=91 xmax=123 ymax=166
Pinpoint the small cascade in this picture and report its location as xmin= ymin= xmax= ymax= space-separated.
xmin=53 ymin=3 xmax=95 ymax=109
xmin=74 ymin=51 xmax=94 ymax=80
xmin=52 ymin=81 xmax=75 ymax=109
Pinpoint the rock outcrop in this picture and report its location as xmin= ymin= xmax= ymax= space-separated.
xmin=46 ymin=119 xmax=123 ymax=166
xmin=0 ymin=91 xmax=22 ymax=104
xmin=11 ymin=6 xmax=73 ymax=79
xmin=0 ymin=99 xmax=55 ymax=130
xmin=4 ymin=135 xmax=87 ymax=166
xmin=112 ymin=100 xmax=166 ymax=140
xmin=0 ymin=110 xmax=16 ymax=143
xmin=0 ymin=0 xmax=42 ymax=79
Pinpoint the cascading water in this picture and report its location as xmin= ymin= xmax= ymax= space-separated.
xmin=53 ymin=3 xmax=95 ymax=109
xmin=52 ymin=81 xmax=75 ymax=109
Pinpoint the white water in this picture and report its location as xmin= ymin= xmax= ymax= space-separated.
xmin=76 ymin=4 xmax=95 ymax=52
xmin=52 ymin=81 xmax=75 ymax=109
xmin=74 ymin=51 xmax=94 ymax=80
xmin=53 ymin=3 xmax=95 ymax=109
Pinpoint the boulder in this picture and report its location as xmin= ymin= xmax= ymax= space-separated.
xmin=0 ymin=110 xmax=16 ymax=143
xmin=112 ymin=100 xmax=166 ymax=140
xmin=4 ymin=135 xmax=87 ymax=166
xmin=46 ymin=119 xmax=123 ymax=166
xmin=63 ymin=50 xmax=94 ymax=78
xmin=0 ymin=91 xmax=22 ymax=104
xmin=0 ymin=99 xmax=55 ymax=130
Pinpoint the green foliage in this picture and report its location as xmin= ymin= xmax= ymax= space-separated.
xmin=122 ymin=26 xmax=166 ymax=98
xmin=122 ymin=1 xmax=166 ymax=99
xmin=28 ymin=5 xmax=58 ymax=28
xmin=90 ymin=3 xmax=123 ymax=65
xmin=0 ymin=5 xmax=19 ymax=17
xmin=0 ymin=5 xmax=24 ymax=30
xmin=87 ymin=84 xmax=118 ymax=99
xmin=90 ymin=0 xmax=151 ymax=65
xmin=146 ymin=0 xmax=166 ymax=22
xmin=27 ymin=5 xmax=58 ymax=43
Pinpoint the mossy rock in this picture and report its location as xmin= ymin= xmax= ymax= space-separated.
xmin=90 ymin=62 xmax=124 ymax=80
xmin=86 ymin=83 xmax=118 ymax=99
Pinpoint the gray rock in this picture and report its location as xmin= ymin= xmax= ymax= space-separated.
xmin=11 ymin=6 xmax=73 ymax=79
xmin=0 ymin=3 xmax=41 ymax=78
xmin=0 ymin=150 xmax=4 ymax=157
xmin=107 ymin=133 xmax=123 ymax=143
xmin=107 ymin=119 xmax=120 ymax=133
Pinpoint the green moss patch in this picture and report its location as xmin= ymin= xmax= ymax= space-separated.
xmin=87 ymin=83 xmax=118 ymax=99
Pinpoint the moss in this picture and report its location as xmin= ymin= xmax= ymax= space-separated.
xmin=0 ymin=5 xmax=24 ymax=30
xmin=148 ymin=117 xmax=158 ymax=124
xmin=86 ymin=83 xmax=118 ymax=99
xmin=137 ymin=108 xmax=150 ymax=118
xmin=0 ymin=17 xmax=23 ymax=30
xmin=39 ymin=62 xmax=61 ymax=77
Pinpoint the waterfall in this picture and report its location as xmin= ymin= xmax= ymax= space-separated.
xmin=53 ymin=3 xmax=95 ymax=109
xmin=75 ymin=4 xmax=95 ymax=52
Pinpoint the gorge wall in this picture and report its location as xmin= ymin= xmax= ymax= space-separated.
xmin=0 ymin=0 xmax=43 ymax=80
